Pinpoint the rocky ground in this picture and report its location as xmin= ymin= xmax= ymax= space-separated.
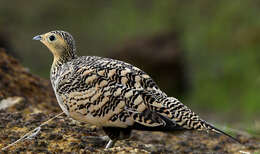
xmin=0 ymin=48 xmax=259 ymax=153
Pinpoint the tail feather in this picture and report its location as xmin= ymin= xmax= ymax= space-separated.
xmin=202 ymin=121 xmax=241 ymax=144
xmin=162 ymin=97 xmax=241 ymax=144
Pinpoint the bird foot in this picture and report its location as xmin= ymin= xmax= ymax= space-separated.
xmin=85 ymin=136 xmax=116 ymax=148
xmin=85 ymin=135 xmax=110 ymax=147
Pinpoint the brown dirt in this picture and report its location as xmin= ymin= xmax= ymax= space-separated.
xmin=0 ymin=49 xmax=259 ymax=153
xmin=0 ymin=48 xmax=59 ymax=113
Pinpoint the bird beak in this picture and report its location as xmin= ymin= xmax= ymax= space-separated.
xmin=32 ymin=35 xmax=42 ymax=41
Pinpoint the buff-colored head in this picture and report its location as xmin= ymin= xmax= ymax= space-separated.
xmin=33 ymin=30 xmax=77 ymax=64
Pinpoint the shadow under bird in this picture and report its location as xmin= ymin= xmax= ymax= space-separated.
xmin=33 ymin=30 xmax=240 ymax=148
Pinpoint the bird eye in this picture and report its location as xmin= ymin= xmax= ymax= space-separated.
xmin=49 ymin=35 xmax=56 ymax=41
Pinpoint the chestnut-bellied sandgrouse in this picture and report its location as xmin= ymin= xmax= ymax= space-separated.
xmin=33 ymin=30 xmax=239 ymax=148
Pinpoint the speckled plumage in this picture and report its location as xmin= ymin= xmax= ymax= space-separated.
xmin=33 ymin=30 xmax=239 ymax=148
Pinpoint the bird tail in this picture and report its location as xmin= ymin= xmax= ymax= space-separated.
xmin=201 ymin=120 xmax=241 ymax=143
xmin=162 ymin=97 xmax=240 ymax=143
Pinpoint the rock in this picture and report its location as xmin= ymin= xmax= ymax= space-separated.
xmin=0 ymin=96 xmax=24 ymax=110
xmin=0 ymin=48 xmax=59 ymax=113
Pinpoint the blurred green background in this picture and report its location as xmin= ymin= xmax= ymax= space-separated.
xmin=0 ymin=0 xmax=259 ymax=133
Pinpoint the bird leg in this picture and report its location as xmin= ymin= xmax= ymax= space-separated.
xmin=102 ymin=127 xmax=132 ymax=148
xmin=105 ymin=139 xmax=117 ymax=149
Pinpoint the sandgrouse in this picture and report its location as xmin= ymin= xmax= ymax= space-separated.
xmin=33 ymin=30 xmax=239 ymax=148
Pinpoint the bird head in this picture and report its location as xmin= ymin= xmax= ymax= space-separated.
xmin=33 ymin=30 xmax=77 ymax=64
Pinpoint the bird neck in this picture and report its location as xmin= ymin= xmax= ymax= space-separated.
xmin=52 ymin=48 xmax=77 ymax=68
xmin=50 ymin=50 xmax=77 ymax=85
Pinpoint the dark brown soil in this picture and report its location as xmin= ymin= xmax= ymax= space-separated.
xmin=0 ymin=49 xmax=259 ymax=153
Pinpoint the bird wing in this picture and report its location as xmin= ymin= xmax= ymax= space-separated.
xmin=55 ymin=56 xmax=180 ymax=128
